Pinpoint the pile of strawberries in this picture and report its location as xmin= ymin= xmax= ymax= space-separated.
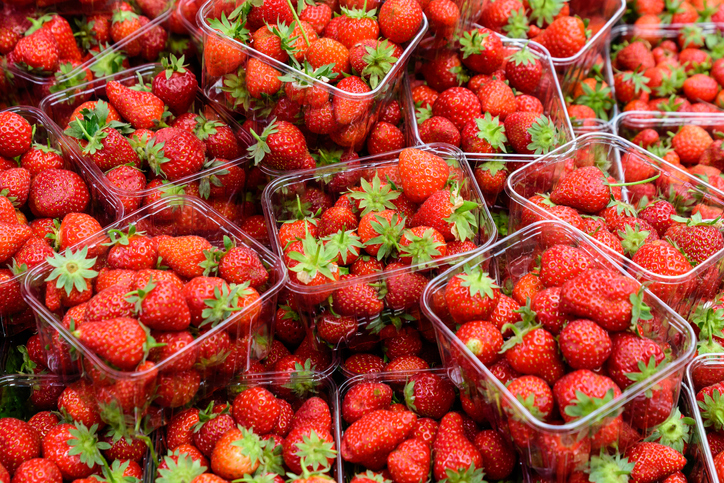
xmin=624 ymin=0 xmax=724 ymax=28
xmin=409 ymin=38 xmax=566 ymax=154
xmin=566 ymin=56 xmax=615 ymax=127
xmin=55 ymin=60 xmax=253 ymax=222
xmin=0 ymin=376 xmax=152 ymax=483
xmin=156 ymin=381 xmax=337 ymax=482
xmin=268 ymin=147 xmax=488 ymax=348
xmin=31 ymin=201 xmax=279 ymax=419
xmin=200 ymin=0 xmax=422 ymax=170
xmin=612 ymin=26 xmax=724 ymax=114
xmin=425 ymin=235 xmax=692 ymax=483
xmin=0 ymin=108 xmax=120 ymax=333
xmin=511 ymin=144 xmax=724 ymax=304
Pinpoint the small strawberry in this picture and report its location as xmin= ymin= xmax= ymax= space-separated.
xmin=432 ymin=412 xmax=483 ymax=481
xmin=152 ymin=54 xmax=198 ymax=116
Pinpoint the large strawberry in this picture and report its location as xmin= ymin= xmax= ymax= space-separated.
xmin=443 ymin=264 xmax=500 ymax=323
xmin=398 ymin=148 xmax=449 ymax=204
xmin=341 ymin=410 xmax=417 ymax=470
xmin=432 ymin=412 xmax=483 ymax=481
xmin=145 ymin=127 xmax=206 ymax=181
xmin=152 ymin=54 xmax=198 ymax=116
xmin=249 ymin=120 xmax=312 ymax=171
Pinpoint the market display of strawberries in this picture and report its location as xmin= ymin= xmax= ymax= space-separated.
xmin=0 ymin=376 xmax=153 ymax=483
xmin=611 ymin=25 xmax=724 ymax=114
xmin=50 ymin=61 xmax=254 ymax=222
xmin=421 ymin=221 xmax=695 ymax=483
xmin=623 ymin=0 xmax=724 ymax=27
xmin=23 ymin=196 xmax=283 ymax=426
xmin=155 ymin=377 xmax=337 ymax=482
xmin=0 ymin=107 xmax=120 ymax=337
xmin=507 ymin=132 xmax=724 ymax=310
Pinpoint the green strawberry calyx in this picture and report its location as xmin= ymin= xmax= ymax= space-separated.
xmin=474 ymin=113 xmax=508 ymax=153
xmin=103 ymin=225 xmax=145 ymax=247
xmin=618 ymin=223 xmax=652 ymax=257
xmin=207 ymin=9 xmax=250 ymax=43
xmin=586 ymin=452 xmax=634 ymax=483
xmin=161 ymin=53 xmax=188 ymax=80
xmin=500 ymin=300 xmax=541 ymax=353
xmin=415 ymin=104 xmax=433 ymax=125
xmin=359 ymin=39 xmax=398 ymax=90
xmin=283 ymin=358 xmax=319 ymax=397
xmin=691 ymin=302 xmax=724 ymax=344
xmin=294 ymin=429 xmax=337 ymax=471
xmin=459 ymin=29 xmax=490 ymax=59
xmin=124 ymin=275 xmax=157 ymax=314
xmin=248 ymin=120 xmax=280 ymax=166
xmin=629 ymin=287 xmax=653 ymax=333
xmin=68 ymin=422 xmax=112 ymax=473
xmin=445 ymin=186 xmax=480 ymax=243
xmin=528 ymin=0 xmax=565 ymax=26
xmin=574 ymin=80 xmax=613 ymax=121
xmin=643 ymin=408 xmax=693 ymax=453
xmin=348 ymin=175 xmax=400 ymax=216
xmin=46 ymin=246 xmax=99 ymax=297
xmin=457 ymin=264 xmax=499 ymax=300
xmin=270 ymin=21 xmax=302 ymax=57
xmin=193 ymin=401 xmax=229 ymax=432
xmin=365 ymin=212 xmax=406 ymax=261
xmin=403 ymin=379 xmax=418 ymax=412
xmin=625 ymin=355 xmax=664 ymax=397
xmin=441 ymin=463 xmax=487 ymax=483
xmin=200 ymin=282 xmax=253 ymax=328
xmin=502 ymin=8 xmax=529 ymax=39
xmin=231 ymin=426 xmax=265 ymax=465
xmin=199 ymin=159 xmax=232 ymax=200
xmin=564 ymin=388 xmax=615 ymax=420
xmin=399 ymin=228 xmax=444 ymax=267
xmin=527 ymin=115 xmax=563 ymax=156
xmin=698 ymin=387 xmax=724 ymax=431
xmin=156 ymin=451 xmax=207 ymax=483
xmin=287 ymin=232 xmax=339 ymax=284
xmin=671 ymin=212 xmax=722 ymax=228
xmin=64 ymin=101 xmax=133 ymax=155
xmin=193 ymin=114 xmax=222 ymax=141
xmin=144 ymin=138 xmax=172 ymax=179
xmin=323 ymin=229 xmax=364 ymax=265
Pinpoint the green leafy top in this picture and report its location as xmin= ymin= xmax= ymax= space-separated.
xmin=347 ymin=175 xmax=400 ymax=216
xmin=644 ymin=408 xmax=693 ymax=453
xmin=293 ymin=429 xmax=337 ymax=471
xmin=564 ymin=388 xmax=615 ymax=420
xmin=46 ymin=246 xmax=99 ymax=297
xmin=364 ymin=212 xmax=406 ymax=261
xmin=441 ymin=463 xmax=487 ymax=483
xmin=459 ymin=29 xmax=490 ymax=58
xmin=527 ymin=115 xmax=562 ymax=155
xmin=287 ymin=232 xmax=339 ymax=283
xmin=323 ymin=229 xmax=364 ymax=265
xmin=444 ymin=188 xmax=479 ymax=243
xmin=248 ymin=120 xmax=279 ymax=165
xmin=457 ymin=264 xmax=499 ymax=300
xmin=698 ymin=387 xmax=724 ymax=431
xmin=64 ymin=101 xmax=132 ymax=155
xmin=528 ymin=0 xmax=565 ymax=26
xmin=399 ymin=228 xmax=445 ymax=267
xmin=200 ymin=282 xmax=254 ymax=327
xmin=502 ymin=8 xmax=529 ymax=39
xmin=474 ymin=113 xmax=507 ymax=153
xmin=207 ymin=8 xmax=250 ymax=42
xmin=359 ymin=39 xmax=398 ymax=90
xmin=156 ymin=451 xmax=207 ymax=483
xmin=587 ymin=452 xmax=635 ymax=483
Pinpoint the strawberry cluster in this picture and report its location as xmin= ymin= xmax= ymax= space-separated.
xmin=340 ymin=372 xmax=518 ymax=483
xmin=565 ymin=57 xmax=615 ymax=128
xmin=270 ymin=147 xmax=488 ymax=349
xmin=623 ymin=0 xmax=724 ymax=28
xmin=59 ymin=61 xmax=252 ymax=221
xmin=474 ymin=0 xmax=600 ymax=60
xmin=157 ymin=381 xmax=337 ymax=482
xmin=427 ymin=237 xmax=692 ymax=483
xmin=200 ymin=0 xmax=422 ymax=170
xmin=613 ymin=26 xmax=724 ymax=114
xmin=35 ymin=210 xmax=275 ymax=416
xmin=410 ymin=36 xmax=566 ymax=156
xmin=690 ymin=356 xmax=724 ymax=482
xmin=512 ymin=149 xmax=724 ymax=304
xmin=1 ymin=0 xmax=173 ymax=90
xmin=0 ymin=108 xmax=118 ymax=332
xmin=0 ymin=377 xmax=152 ymax=482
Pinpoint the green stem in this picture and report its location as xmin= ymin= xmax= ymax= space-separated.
xmin=285 ymin=0 xmax=310 ymax=46
xmin=608 ymin=173 xmax=661 ymax=187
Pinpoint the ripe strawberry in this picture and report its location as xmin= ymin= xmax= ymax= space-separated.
xmin=28 ymin=168 xmax=90 ymax=218
xmin=432 ymin=87 xmax=482 ymax=131
xmin=672 ymin=124 xmax=713 ymax=165
xmin=506 ymin=47 xmax=543 ymax=94
xmin=157 ymin=235 xmax=211 ymax=278
xmin=166 ymin=408 xmax=201 ymax=450
xmin=535 ymin=16 xmax=587 ymax=58
xmin=398 ymin=148 xmax=449 ymax=204
xmin=505 ymin=112 xmax=561 ymax=155
xmin=477 ymin=79 xmax=516 ymax=120
xmin=57 ymin=380 xmax=103 ymax=428
xmin=306 ymin=38 xmax=351 ymax=76
xmin=665 ymin=214 xmax=724 ymax=265
xmin=425 ymin=0 xmax=459 ymax=38
xmin=341 ymin=409 xmax=417 ymax=470
xmin=367 ymin=122 xmax=405 ymax=155
xmin=152 ymin=54 xmax=198 ymax=116
xmin=387 ymin=438 xmax=430 ymax=483
xmin=203 ymin=13 xmax=248 ymax=76
xmin=42 ymin=423 xmax=101 ymax=480
xmin=625 ymin=442 xmax=687 ymax=483
xmin=432 ymin=412 xmax=483 ymax=481
xmin=459 ymin=27 xmax=503 ymax=74
xmin=539 ymin=244 xmax=596 ymax=287
xmin=12 ymin=29 xmax=59 ymax=72
xmin=419 ymin=116 xmax=461 ymax=146
xmin=210 ymin=427 xmax=263 ymax=480
xmin=111 ymin=9 xmax=142 ymax=56
xmin=404 ymin=373 xmax=455 ymax=419
xmin=0 ymin=112 xmax=32 ymax=158
xmin=193 ymin=403 xmax=236 ymax=457
xmin=455 ymin=320 xmax=503 ymax=365
xmin=631 ymin=241 xmax=692 ymax=300
xmin=343 ymin=383 xmax=393 ymax=424
xmin=249 ymin=120 xmax=311 ymax=171
xmin=12 ymin=458 xmax=63 ymax=482
xmin=72 ymin=317 xmax=150 ymax=370
xmin=0 ymin=418 xmax=41 ymax=474
xmin=554 ymin=369 xmax=622 ymax=424
xmin=473 ymin=430 xmax=516 ymax=480
xmin=232 ymin=386 xmax=281 ymax=435
xmin=558 ymin=319 xmax=612 ymax=370
xmin=0 ymin=223 xmax=32 ymax=264
xmin=444 ymin=264 xmax=500 ymax=323
xmin=605 ymin=332 xmax=665 ymax=391
xmin=378 ymin=0 xmax=423 ymax=44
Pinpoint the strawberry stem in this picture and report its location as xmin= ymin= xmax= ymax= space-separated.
xmin=607 ymin=173 xmax=660 ymax=187
xmin=285 ymin=0 xmax=311 ymax=47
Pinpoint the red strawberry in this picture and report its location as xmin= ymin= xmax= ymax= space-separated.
xmin=13 ymin=29 xmax=59 ymax=72
xmin=535 ymin=16 xmax=586 ymax=58
xmin=605 ymin=332 xmax=665 ymax=391
xmin=249 ymin=120 xmax=311 ymax=171
xmin=473 ymin=430 xmax=516 ymax=480
xmin=455 ymin=320 xmax=503 ymax=365
xmin=334 ymin=76 xmax=373 ymax=125
xmin=404 ymin=373 xmax=455 ymax=419
xmin=432 ymin=87 xmax=482 ymax=131
xmin=152 ymin=54 xmax=198 ymax=116
xmin=0 ymin=223 xmax=32 ymax=264
xmin=232 ymin=386 xmax=281 ymax=435
xmin=505 ymin=112 xmax=561 ymax=155
xmin=42 ymin=423 xmax=101 ymax=480
xmin=444 ymin=264 xmax=500 ymax=323
xmin=378 ymin=0 xmax=423 ymax=44
xmin=387 ymin=439 xmax=430 ymax=483
xmin=432 ymin=412 xmax=483 ymax=481
xmin=398 ymin=148 xmax=449 ymax=204
xmin=625 ymin=442 xmax=686 ymax=483
xmin=27 ymin=169 xmax=89 ymax=218
xmin=341 ymin=409 xmax=417 ymax=470
xmin=72 ymin=317 xmax=150 ymax=370
xmin=0 ymin=418 xmax=41 ymax=474
xmin=553 ymin=369 xmax=622 ymax=423
xmin=12 ymin=458 xmax=63 ymax=482
xmin=506 ymin=46 xmax=543 ymax=94
xmin=458 ymin=27 xmax=503 ymax=74
xmin=342 ymin=383 xmax=393 ymax=424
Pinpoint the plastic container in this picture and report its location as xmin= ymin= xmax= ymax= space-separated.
xmin=147 ymin=371 xmax=340 ymax=483
xmin=173 ymin=0 xmax=204 ymax=50
xmin=682 ymin=367 xmax=718 ymax=483
xmin=22 ymin=195 xmax=287 ymax=429
xmin=0 ymin=106 xmax=123 ymax=338
xmin=614 ymin=111 xmax=724 ymax=152
xmin=262 ymin=143 xmax=496 ymax=347
xmin=198 ymin=0 xmax=428 ymax=171
xmin=567 ymin=52 xmax=618 ymax=135
xmin=686 ymin=353 xmax=724 ymax=483
xmin=505 ymin=131 xmax=724 ymax=318
xmin=421 ymin=220 xmax=696 ymax=483
xmin=402 ymin=37 xmax=574 ymax=208
xmin=41 ymin=63 xmax=254 ymax=220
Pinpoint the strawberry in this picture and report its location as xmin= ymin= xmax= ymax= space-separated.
xmin=125 ymin=277 xmax=191 ymax=330
xmin=605 ymin=332 xmax=665 ymax=391
xmin=342 ymin=383 xmax=393 ymax=424
xmin=111 ymin=9 xmax=142 ymax=57
xmin=249 ymin=120 xmax=311 ymax=171
xmin=247 ymin=58 xmax=283 ymax=99
xmin=283 ymin=426 xmax=337 ymax=474
xmin=504 ymin=113 xmax=561 ymax=155
xmin=419 ymin=116 xmax=461 ymax=147
xmin=506 ymin=46 xmax=543 ymax=94
xmin=432 ymin=87 xmax=482 ymax=131
xmin=231 ymin=386 xmax=281 ymax=435
xmin=338 ymin=7 xmax=379 ymax=49
xmin=145 ymin=127 xmax=207 ymax=180
xmin=665 ymin=213 xmax=724 ymax=265
xmin=12 ymin=458 xmax=63 ymax=482
xmin=203 ymin=12 xmax=248 ymax=77
xmin=432 ymin=412 xmax=483 ymax=481
xmin=210 ymin=427 xmax=263 ymax=480
xmin=152 ymin=54 xmax=198 ymax=116
xmin=12 ymin=29 xmax=59 ymax=72
xmin=398 ymin=148 xmax=449 ymax=204
xmin=367 ymin=122 xmax=405 ymax=155
xmin=167 ymin=408 xmax=201 ymax=450
xmin=0 ymin=418 xmax=41 ymax=474
xmin=158 ymin=235 xmax=212 ymax=278
xmin=195 ymin=117 xmax=242 ymax=161
xmin=0 ymin=113 xmax=31 ymax=159
xmin=682 ymin=73 xmax=718 ymax=103
xmin=443 ymin=264 xmax=500 ymax=324
xmin=455 ymin=320 xmax=503 ymax=365
xmin=0 ymin=223 xmax=32 ymax=264
xmin=631 ymin=240 xmax=692 ymax=300
xmin=462 ymin=114 xmax=507 ymax=154
xmin=387 ymin=439 xmax=430 ymax=483
xmin=625 ymin=442 xmax=686 ymax=483
xmin=20 ymin=143 xmax=64 ymax=177
xmin=549 ymin=166 xmax=613 ymax=214
xmin=404 ymin=373 xmax=455 ymax=419
xmin=378 ymin=0 xmax=422 ymax=44
xmin=458 ymin=27 xmax=503 ymax=74
xmin=341 ymin=409 xmax=417 ymax=470
xmin=535 ymin=16 xmax=586 ymax=58
xmin=421 ymin=51 xmax=469 ymax=91
xmin=155 ymin=369 xmax=201 ymax=408
xmin=334 ymin=76 xmax=373 ymax=125
xmin=42 ymin=423 xmax=102 ymax=480
xmin=671 ymin=125 xmax=712 ymax=165
xmin=425 ymin=0 xmax=459 ymax=38
xmin=331 ymin=277 xmax=383 ymax=318
xmin=477 ymin=79 xmax=516 ymax=121
xmin=350 ymin=39 xmax=402 ymax=89
xmin=57 ymin=380 xmax=103 ymax=428
xmin=72 ymin=317 xmax=151 ymax=370
xmin=306 ymin=38 xmax=351 ymax=76
xmin=558 ymin=317 xmax=611 ymax=372
xmin=192 ymin=403 xmax=236 ymax=457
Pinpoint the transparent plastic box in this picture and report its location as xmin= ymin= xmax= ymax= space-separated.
xmin=567 ymin=51 xmax=618 ymax=136
xmin=22 ymin=195 xmax=287 ymax=429
xmin=421 ymin=220 xmax=696 ymax=483
xmin=402 ymin=37 xmax=574 ymax=208
xmin=505 ymin=131 xmax=724 ymax=318
xmin=614 ymin=111 xmax=724 ymax=153
xmin=148 ymin=371 xmax=341 ymax=483
xmin=6 ymin=4 xmax=174 ymax=107
xmin=262 ymin=143 xmax=497 ymax=348
xmin=682 ymin=354 xmax=724 ymax=483
xmin=41 ymin=63 xmax=254 ymax=220
xmin=0 ymin=106 xmax=123 ymax=338
xmin=197 ymin=0 xmax=428 ymax=171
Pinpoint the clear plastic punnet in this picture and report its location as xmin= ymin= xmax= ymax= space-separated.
xmin=262 ymin=143 xmax=497 ymax=350
xmin=22 ymin=195 xmax=287 ymax=430
xmin=505 ymin=131 xmax=724 ymax=318
xmin=421 ymin=220 xmax=696 ymax=483
xmin=41 ymin=63 xmax=254 ymax=221
xmin=0 ymin=106 xmax=123 ymax=338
